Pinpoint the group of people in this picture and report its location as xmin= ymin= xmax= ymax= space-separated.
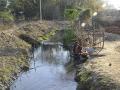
xmin=73 ymin=41 xmax=89 ymax=64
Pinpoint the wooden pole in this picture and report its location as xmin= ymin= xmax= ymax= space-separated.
xmin=40 ymin=0 xmax=42 ymax=20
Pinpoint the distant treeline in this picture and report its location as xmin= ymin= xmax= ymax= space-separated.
xmin=0 ymin=0 xmax=103 ymax=21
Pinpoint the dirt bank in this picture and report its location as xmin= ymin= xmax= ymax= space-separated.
xmin=76 ymin=33 xmax=120 ymax=90
xmin=0 ymin=29 xmax=30 ymax=89
xmin=0 ymin=21 xmax=59 ymax=90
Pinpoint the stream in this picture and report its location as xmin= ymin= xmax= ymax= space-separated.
xmin=10 ymin=42 xmax=77 ymax=90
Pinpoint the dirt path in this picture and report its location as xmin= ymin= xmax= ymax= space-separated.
xmin=88 ymin=33 xmax=120 ymax=85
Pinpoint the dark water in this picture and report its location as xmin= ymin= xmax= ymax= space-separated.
xmin=10 ymin=43 xmax=77 ymax=90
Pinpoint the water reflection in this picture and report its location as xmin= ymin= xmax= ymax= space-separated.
xmin=10 ymin=43 xmax=77 ymax=90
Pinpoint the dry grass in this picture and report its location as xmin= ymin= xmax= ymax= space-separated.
xmin=106 ymin=26 xmax=120 ymax=35
xmin=85 ymin=33 xmax=120 ymax=85
xmin=0 ymin=25 xmax=12 ymax=31
xmin=0 ymin=29 xmax=30 ymax=49
xmin=0 ymin=55 xmax=29 ymax=88
xmin=0 ymin=28 xmax=30 ymax=88
xmin=18 ymin=21 xmax=59 ymax=41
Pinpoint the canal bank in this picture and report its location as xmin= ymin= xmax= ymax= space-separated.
xmin=0 ymin=21 xmax=59 ymax=90
xmin=75 ymin=33 xmax=120 ymax=90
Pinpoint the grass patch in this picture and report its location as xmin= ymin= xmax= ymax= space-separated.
xmin=38 ymin=30 xmax=57 ymax=41
xmin=0 ymin=55 xmax=29 ymax=88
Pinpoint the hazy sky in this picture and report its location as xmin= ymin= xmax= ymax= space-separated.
xmin=104 ymin=0 xmax=120 ymax=10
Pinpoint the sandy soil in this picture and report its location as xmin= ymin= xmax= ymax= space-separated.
xmin=86 ymin=33 xmax=120 ymax=85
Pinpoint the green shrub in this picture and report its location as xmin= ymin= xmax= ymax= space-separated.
xmin=63 ymin=29 xmax=76 ymax=46
xmin=64 ymin=9 xmax=80 ymax=21
xmin=0 ymin=11 xmax=14 ymax=21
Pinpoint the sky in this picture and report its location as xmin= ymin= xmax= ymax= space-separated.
xmin=104 ymin=0 xmax=120 ymax=10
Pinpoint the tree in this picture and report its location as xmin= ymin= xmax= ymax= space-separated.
xmin=9 ymin=0 xmax=39 ymax=20
xmin=64 ymin=0 xmax=104 ymax=48
xmin=0 ymin=0 xmax=7 ymax=11
xmin=0 ymin=0 xmax=14 ymax=23
xmin=64 ymin=0 xmax=103 ymax=22
xmin=8 ymin=0 xmax=103 ymax=20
